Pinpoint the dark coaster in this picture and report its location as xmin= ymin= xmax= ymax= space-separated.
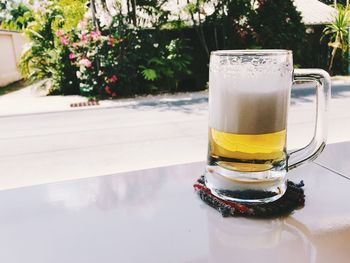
xmin=194 ymin=176 xmax=305 ymax=218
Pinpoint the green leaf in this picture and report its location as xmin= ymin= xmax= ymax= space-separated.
xmin=148 ymin=57 xmax=164 ymax=65
xmin=142 ymin=68 xmax=158 ymax=81
xmin=184 ymin=3 xmax=198 ymax=14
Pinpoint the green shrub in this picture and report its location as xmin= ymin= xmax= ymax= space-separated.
xmin=139 ymin=38 xmax=192 ymax=93
xmin=18 ymin=1 xmax=84 ymax=95
xmin=64 ymin=15 xmax=192 ymax=97
xmin=18 ymin=4 xmax=62 ymax=81
xmin=0 ymin=2 xmax=32 ymax=30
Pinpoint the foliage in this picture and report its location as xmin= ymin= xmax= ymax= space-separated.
xmin=62 ymin=15 xmax=192 ymax=97
xmin=135 ymin=0 xmax=171 ymax=28
xmin=51 ymin=44 xmax=80 ymax=95
xmin=18 ymin=3 xmax=63 ymax=81
xmin=322 ymin=4 xmax=350 ymax=73
xmin=204 ymin=0 xmax=255 ymax=50
xmin=57 ymin=0 xmax=87 ymax=31
xmin=64 ymin=17 xmax=125 ymax=96
xmin=250 ymin=0 xmax=307 ymax=62
xmin=0 ymin=1 xmax=32 ymax=30
xmin=18 ymin=0 xmax=85 ymax=94
xmin=319 ymin=0 xmax=348 ymax=5
xmin=184 ymin=0 xmax=210 ymax=58
xmin=14 ymin=0 xmax=193 ymax=97
xmin=196 ymin=0 xmax=307 ymax=65
xmin=140 ymin=39 xmax=192 ymax=92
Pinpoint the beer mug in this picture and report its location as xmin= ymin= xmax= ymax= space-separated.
xmin=205 ymin=50 xmax=331 ymax=203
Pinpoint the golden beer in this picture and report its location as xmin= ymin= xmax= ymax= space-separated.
xmin=208 ymin=128 xmax=287 ymax=172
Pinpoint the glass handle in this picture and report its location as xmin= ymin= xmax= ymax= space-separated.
xmin=288 ymin=69 xmax=331 ymax=170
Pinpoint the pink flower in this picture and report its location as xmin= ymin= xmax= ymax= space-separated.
xmin=60 ymin=36 xmax=69 ymax=45
xmin=56 ymin=29 xmax=63 ymax=37
xmin=72 ymin=43 xmax=78 ymax=49
xmin=105 ymin=86 xmax=111 ymax=94
xmin=77 ymin=19 xmax=88 ymax=30
xmin=107 ymin=35 xmax=115 ymax=46
xmin=108 ymin=75 xmax=118 ymax=83
xmin=119 ymin=38 xmax=124 ymax=43
xmin=80 ymin=31 xmax=88 ymax=41
xmin=78 ymin=32 xmax=88 ymax=45
xmin=79 ymin=57 xmax=92 ymax=68
xmin=112 ymin=92 xmax=117 ymax=97
xmin=91 ymin=31 xmax=101 ymax=38
xmin=83 ymin=31 xmax=101 ymax=42
xmin=69 ymin=53 xmax=74 ymax=60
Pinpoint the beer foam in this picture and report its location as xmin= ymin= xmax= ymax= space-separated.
xmin=209 ymin=70 xmax=292 ymax=134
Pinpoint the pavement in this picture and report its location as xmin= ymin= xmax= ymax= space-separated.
xmin=0 ymin=79 xmax=350 ymax=190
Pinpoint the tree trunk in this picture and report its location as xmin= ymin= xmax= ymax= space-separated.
xmin=90 ymin=0 xmax=99 ymax=31
xmin=100 ymin=0 xmax=107 ymax=12
xmin=196 ymin=0 xmax=209 ymax=58
xmin=328 ymin=47 xmax=337 ymax=74
xmin=131 ymin=0 xmax=137 ymax=27
xmin=221 ymin=4 xmax=226 ymax=48
xmin=214 ymin=26 xmax=219 ymax=50
xmin=126 ymin=0 xmax=131 ymax=23
xmin=186 ymin=0 xmax=209 ymax=59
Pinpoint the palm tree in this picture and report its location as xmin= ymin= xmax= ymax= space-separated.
xmin=322 ymin=5 xmax=350 ymax=73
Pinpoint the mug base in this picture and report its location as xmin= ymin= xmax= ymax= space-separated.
xmin=204 ymin=166 xmax=287 ymax=204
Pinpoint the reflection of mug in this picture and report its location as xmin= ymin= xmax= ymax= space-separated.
xmin=205 ymin=50 xmax=331 ymax=203
xmin=206 ymin=212 xmax=315 ymax=263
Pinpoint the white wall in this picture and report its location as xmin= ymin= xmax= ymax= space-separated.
xmin=0 ymin=30 xmax=26 ymax=87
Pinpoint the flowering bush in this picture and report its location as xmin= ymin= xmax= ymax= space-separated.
xmin=17 ymin=0 xmax=83 ymax=95
xmin=59 ymin=17 xmax=130 ymax=97
xmin=17 ymin=1 xmax=193 ymax=97
xmin=57 ymin=15 xmax=192 ymax=97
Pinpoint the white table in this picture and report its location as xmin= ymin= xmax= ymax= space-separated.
xmin=0 ymin=142 xmax=350 ymax=263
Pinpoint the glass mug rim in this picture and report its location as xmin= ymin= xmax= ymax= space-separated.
xmin=211 ymin=49 xmax=292 ymax=56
